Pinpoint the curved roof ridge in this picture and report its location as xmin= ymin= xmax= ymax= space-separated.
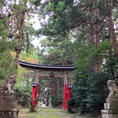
xmin=18 ymin=60 xmax=75 ymax=71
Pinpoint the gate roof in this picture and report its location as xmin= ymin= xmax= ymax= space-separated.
xmin=19 ymin=60 xmax=75 ymax=71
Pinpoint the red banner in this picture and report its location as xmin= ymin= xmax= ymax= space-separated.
xmin=32 ymin=83 xmax=38 ymax=109
xmin=63 ymin=84 xmax=71 ymax=110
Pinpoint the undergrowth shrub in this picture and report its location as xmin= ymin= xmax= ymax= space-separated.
xmin=14 ymin=85 xmax=32 ymax=107
xmin=68 ymin=72 xmax=109 ymax=114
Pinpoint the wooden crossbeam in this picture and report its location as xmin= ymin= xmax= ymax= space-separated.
xmin=24 ymin=73 xmax=73 ymax=78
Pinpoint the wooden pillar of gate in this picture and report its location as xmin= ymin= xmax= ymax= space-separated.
xmin=31 ymin=71 xmax=39 ymax=110
xmin=63 ymin=72 xmax=71 ymax=110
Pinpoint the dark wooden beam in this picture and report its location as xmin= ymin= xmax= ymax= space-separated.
xmin=24 ymin=73 xmax=73 ymax=79
xmin=19 ymin=60 xmax=75 ymax=71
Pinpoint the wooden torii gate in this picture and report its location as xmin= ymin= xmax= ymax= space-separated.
xmin=18 ymin=60 xmax=75 ymax=110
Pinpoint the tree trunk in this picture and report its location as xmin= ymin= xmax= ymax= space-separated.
xmin=95 ymin=0 xmax=100 ymax=72
xmin=88 ymin=0 xmax=100 ymax=72
xmin=105 ymin=0 xmax=118 ymax=79
xmin=106 ymin=0 xmax=118 ymax=61
xmin=15 ymin=11 xmax=25 ymax=69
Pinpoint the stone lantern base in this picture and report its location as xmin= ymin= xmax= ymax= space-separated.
xmin=101 ymin=80 xmax=118 ymax=118
xmin=0 ymin=92 xmax=18 ymax=118
xmin=101 ymin=97 xmax=118 ymax=118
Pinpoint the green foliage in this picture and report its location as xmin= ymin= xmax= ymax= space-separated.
xmin=0 ymin=2 xmax=16 ymax=84
xmin=90 ymin=41 xmax=112 ymax=61
xmin=14 ymin=85 xmax=32 ymax=107
xmin=98 ymin=0 xmax=107 ymax=16
xmin=68 ymin=72 xmax=109 ymax=113
xmin=76 ymin=41 xmax=113 ymax=73
xmin=86 ymin=73 xmax=108 ymax=111
xmin=0 ymin=0 xmax=117 ymax=116
xmin=77 ymin=44 xmax=94 ymax=71
xmin=0 ymin=43 xmax=16 ymax=84
xmin=39 ymin=36 xmax=75 ymax=65
xmin=15 ymin=50 xmax=39 ymax=107
xmin=34 ymin=1 xmax=118 ymax=115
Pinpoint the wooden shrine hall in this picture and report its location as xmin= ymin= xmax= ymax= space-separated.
xmin=18 ymin=60 xmax=75 ymax=110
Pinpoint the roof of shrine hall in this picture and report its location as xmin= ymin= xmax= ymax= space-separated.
xmin=19 ymin=60 xmax=75 ymax=71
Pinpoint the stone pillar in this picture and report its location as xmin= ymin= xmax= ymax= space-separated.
xmin=101 ymin=80 xmax=118 ymax=118
xmin=0 ymin=92 xmax=18 ymax=118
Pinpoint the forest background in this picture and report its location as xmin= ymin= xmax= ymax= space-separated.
xmin=0 ymin=0 xmax=118 ymax=116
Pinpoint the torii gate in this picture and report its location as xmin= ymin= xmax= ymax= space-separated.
xmin=19 ymin=60 xmax=75 ymax=110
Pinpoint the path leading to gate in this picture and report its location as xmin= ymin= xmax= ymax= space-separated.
xmin=19 ymin=107 xmax=89 ymax=118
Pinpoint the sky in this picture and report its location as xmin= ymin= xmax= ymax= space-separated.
xmin=29 ymin=14 xmax=42 ymax=48
xmin=29 ymin=11 xmax=49 ymax=48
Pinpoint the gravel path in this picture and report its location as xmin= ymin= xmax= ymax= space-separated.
xmin=19 ymin=107 xmax=74 ymax=118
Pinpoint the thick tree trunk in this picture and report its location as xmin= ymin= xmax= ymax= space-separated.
xmin=106 ymin=0 xmax=118 ymax=61
xmin=15 ymin=11 xmax=25 ymax=69
xmin=88 ymin=0 xmax=100 ymax=72
xmin=105 ymin=0 xmax=118 ymax=79
xmin=95 ymin=0 xmax=100 ymax=72
xmin=95 ymin=0 xmax=100 ymax=49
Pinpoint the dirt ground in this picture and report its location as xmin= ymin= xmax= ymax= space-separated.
xmin=18 ymin=107 xmax=88 ymax=118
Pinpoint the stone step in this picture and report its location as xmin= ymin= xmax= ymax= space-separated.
xmin=101 ymin=109 xmax=118 ymax=114
xmin=102 ymin=111 xmax=118 ymax=118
